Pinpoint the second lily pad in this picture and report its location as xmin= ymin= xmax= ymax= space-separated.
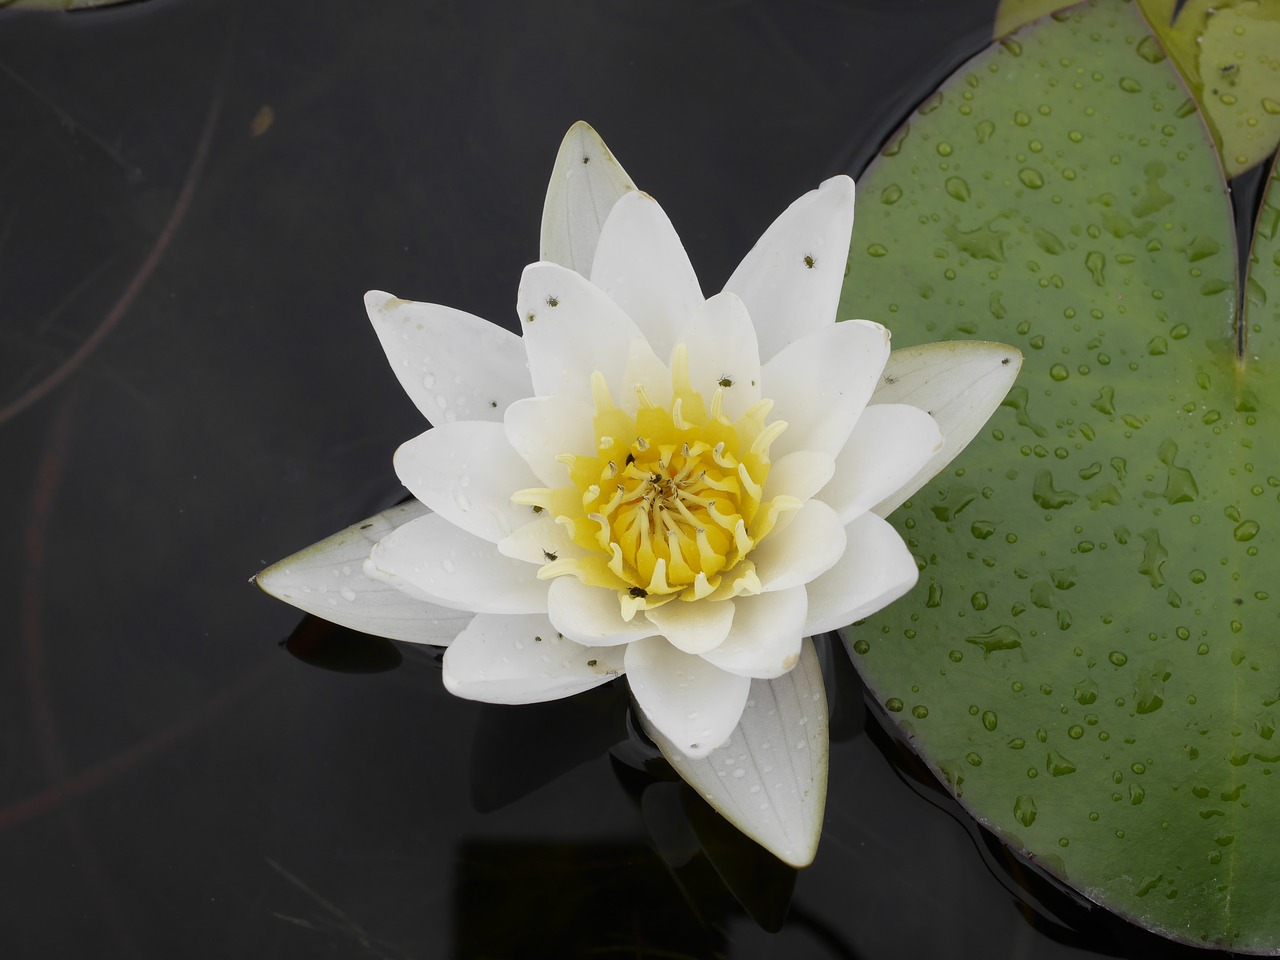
xmin=841 ymin=0 xmax=1280 ymax=949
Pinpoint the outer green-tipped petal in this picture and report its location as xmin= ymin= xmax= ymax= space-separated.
xmin=504 ymin=395 xmax=593 ymax=487
xmin=590 ymin=191 xmax=703 ymax=362
xmin=540 ymin=121 xmax=637 ymax=275
xmin=367 ymin=512 xmax=549 ymax=614
xmin=869 ymin=341 xmax=1022 ymax=516
xmin=803 ymin=512 xmax=918 ymax=635
xmin=443 ymin=612 xmax=625 ymax=703
xmin=819 ymin=404 xmax=943 ymax=524
xmin=626 ymin=637 xmax=751 ymax=759
xmin=254 ymin=501 xmax=472 ymax=645
xmin=365 ymin=291 xmax=532 ymax=424
xmin=678 ymin=291 xmax=762 ymax=421
xmin=645 ymin=597 xmax=735 ymax=655
xmin=699 ymin=587 xmax=806 ymax=679
xmin=724 ymin=175 xmax=856 ymax=364
xmin=751 ymin=499 xmax=846 ymax=592
xmin=762 ymin=319 xmax=891 ymax=460
xmin=645 ymin=636 xmax=828 ymax=867
xmin=516 ymin=262 xmax=658 ymax=403
xmin=547 ymin=577 xmax=653 ymax=646
xmin=393 ymin=422 xmax=540 ymax=543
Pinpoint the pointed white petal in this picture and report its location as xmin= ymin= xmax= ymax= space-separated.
xmin=752 ymin=499 xmax=846 ymax=592
xmin=870 ymin=341 xmax=1023 ymax=516
xmin=761 ymin=450 xmax=835 ymax=504
xmin=547 ymin=576 xmax=654 ymax=646
xmin=504 ymin=395 xmax=593 ymax=487
xmin=803 ymin=512 xmax=919 ymax=634
xmin=393 ymin=422 xmax=538 ymax=543
xmin=590 ymin=191 xmax=703 ymax=362
xmin=517 ymin=263 xmax=662 ymax=403
xmin=540 ymin=121 xmax=637 ymax=275
xmin=699 ymin=587 xmax=806 ymax=679
xmin=678 ymin=291 xmax=761 ymax=421
xmin=497 ymin=515 xmax=580 ymax=565
xmin=365 ymin=291 xmax=532 ymax=424
xmin=255 ymin=501 xmax=472 ymax=644
xmin=724 ymin=176 xmax=855 ymax=363
xmin=366 ymin=512 xmax=549 ymax=614
xmin=762 ymin=319 xmax=890 ymax=459
xmin=443 ymin=612 xmax=625 ymax=704
xmin=645 ymin=598 xmax=736 ymax=655
xmin=646 ymin=636 xmax=828 ymax=868
xmin=820 ymin=404 xmax=943 ymax=524
xmin=626 ymin=637 xmax=751 ymax=759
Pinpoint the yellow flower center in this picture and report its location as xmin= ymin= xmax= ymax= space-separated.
xmin=514 ymin=344 xmax=799 ymax=620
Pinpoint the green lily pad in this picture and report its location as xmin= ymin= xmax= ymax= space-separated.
xmin=841 ymin=0 xmax=1280 ymax=949
xmin=1247 ymin=153 xmax=1280 ymax=339
xmin=1137 ymin=0 xmax=1280 ymax=177
xmin=995 ymin=0 xmax=1280 ymax=176
xmin=993 ymin=0 xmax=1072 ymax=38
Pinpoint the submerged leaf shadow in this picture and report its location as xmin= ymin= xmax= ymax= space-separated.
xmin=282 ymin=616 xmax=404 ymax=674
xmin=468 ymin=681 xmax=630 ymax=813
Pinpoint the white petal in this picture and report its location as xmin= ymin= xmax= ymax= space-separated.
xmin=645 ymin=598 xmax=736 ymax=655
xmin=540 ymin=121 xmax=637 ymax=275
xmin=503 ymin=395 xmax=593 ymax=487
xmin=255 ymin=501 xmax=472 ymax=644
xmin=393 ymin=422 xmax=539 ymax=543
xmin=762 ymin=319 xmax=891 ymax=459
xmin=365 ymin=291 xmax=531 ymax=424
xmin=724 ymin=176 xmax=855 ymax=363
xmin=870 ymin=341 xmax=1023 ymax=515
xmin=678 ymin=291 xmax=761 ymax=421
xmin=443 ymin=612 xmax=625 ymax=704
xmin=366 ymin=512 xmax=549 ymax=614
xmin=762 ymin=450 xmax=835 ymax=504
xmin=646 ymin=636 xmax=828 ymax=868
xmin=819 ymin=404 xmax=943 ymax=524
xmin=497 ymin=515 xmax=579 ymax=564
xmin=547 ymin=576 xmax=654 ymax=646
xmin=699 ymin=587 xmax=806 ymax=679
xmin=751 ymin=499 xmax=846 ymax=592
xmin=517 ymin=263 xmax=662 ymax=403
xmin=803 ymin=512 xmax=919 ymax=634
xmin=626 ymin=637 xmax=750 ymax=759
xmin=590 ymin=191 xmax=703 ymax=362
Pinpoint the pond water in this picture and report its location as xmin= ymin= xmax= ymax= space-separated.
xmin=0 ymin=0 xmax=1261 ymax=956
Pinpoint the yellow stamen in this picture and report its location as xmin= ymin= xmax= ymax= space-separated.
xmin=526 ymin=355 xmax=794 ymax=616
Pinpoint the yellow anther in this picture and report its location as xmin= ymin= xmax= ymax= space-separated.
xmin=528 ymin=347 xmax=793 ymax=615
xmin=590 ymin=371 xmax=615 ymax=413
xmin=671 ymin=343 xmax=692 ymax=395
xmin=511 ymin=486 xmax=552 ymax=506
xmin=672 ymin=397 xmax=689 ymax=430
xmin=750 ymin=418 xmax=788 ymax=458
xmin=647 ymin=557 xmax=671 ymax=594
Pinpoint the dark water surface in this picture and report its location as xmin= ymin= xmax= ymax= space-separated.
xmin=0 ymin=0 xmax=1254 ymax=956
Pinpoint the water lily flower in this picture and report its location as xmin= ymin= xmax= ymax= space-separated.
xmin=257 ymin=122 xmax=1021 ymax=865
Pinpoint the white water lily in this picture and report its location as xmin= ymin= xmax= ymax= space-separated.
xmin=257 ymin=122 xmax=1021 ymax=866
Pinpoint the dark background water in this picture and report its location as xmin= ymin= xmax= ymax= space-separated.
xmin=0 ymin=0 xmax=1257 ymax=956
